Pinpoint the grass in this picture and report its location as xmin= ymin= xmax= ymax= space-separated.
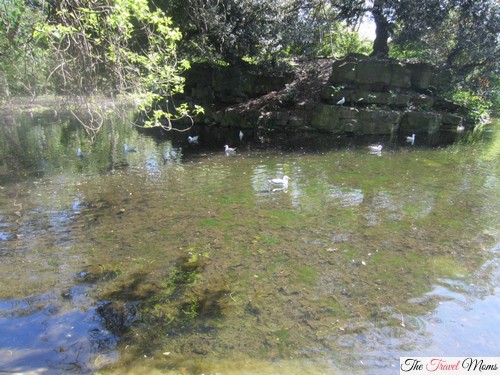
xmin=427 ymin=256 xmax=468 ymax=278
xmin=294 ymin=265 xmax=318 ymax=286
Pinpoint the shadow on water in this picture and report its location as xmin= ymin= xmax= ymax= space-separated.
xmin=0 ymin=108 xmax=499 ymax=374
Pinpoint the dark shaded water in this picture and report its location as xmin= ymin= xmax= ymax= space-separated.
xmin=0 ymin=110 xmax=499 ymax=374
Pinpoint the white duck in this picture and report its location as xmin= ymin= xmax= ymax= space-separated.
xmin=368 ymin=144 xmax=383 ymax=153
xmin=124 ymin=143 xmax=136 ymax=152
xmin=188 ymin=135 xmax=199 ymax=144
xmin=269 ymin=175 xmax=290 ymax=188
xmin=224 ymin=145 xmax=236 ymax=155
xmin=406 ymin=134 xmax=415 ymax=145
xmin=336 ymin=97 xmax=346 ymax=105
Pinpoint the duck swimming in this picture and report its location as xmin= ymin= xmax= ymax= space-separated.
xmin=269 ymin=175 xmax=290 ymax=187
xmin=224 ymin=145 xmax=236 ymax=155
xmin=368 ymin=144 xmax=383 ymax=152
xmin=188 ymin=135 xmax=199 ymax=144
xmin=124 ymin=144 xmax=136 ymax=152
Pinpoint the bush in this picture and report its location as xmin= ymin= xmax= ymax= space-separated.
xmin=450 ymin=89 xmax=492 ymax=124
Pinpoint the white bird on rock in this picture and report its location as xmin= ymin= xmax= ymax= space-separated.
xmin=239 ymin=130 xmax=244 ymax=140
xmin=224 ymin=145 xmax=236 ymax=155
xmin=406 ymin=134 xmax=415 ymax=145
xmin=336 ymin=97 xmax=346 ymax=105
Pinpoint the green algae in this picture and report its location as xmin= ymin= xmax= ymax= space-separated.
xmin=1 ymin=121 xmax=499 ymax=374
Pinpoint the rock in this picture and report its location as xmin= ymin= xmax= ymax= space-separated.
xmin=399 ymin=111 xmax=441 ymax=135
xmin=408 ymin=62 xmax=434 ymax=90
xmin=442 ymin=113 xmax=463 ymax=126
xmin=356 ymin=109 xmax=400 ymax=135
xmin=434 ymin=97 xmax=462 ymax=112
xmin=222 ymin=107 xmax=260 ymax=129
xmin=412 ymin=94 xmax=434 ymax=109
xmin=311 ymin=104 xmax=352 ymax=133
xmin=441 ymin=113 xmax=463 ymax=131
xmin=320 ymin=87 xmax=354 ymax=104
xmin=351 ymin=91 xmax=411 ymax=107
xmin=184 ymin=62 xmax=294 ymax=108
xmin=258 ymin=110 xmax=291 ymax=129
xmin=330 ymin=57 xmax=411 ymax=90
xmin=174 ymin=57 xmax=467 ymax=145
xmin=97 ymin=301 xmax=141 ymax=335
xmin=357 ymin=60 xmax=411 ymax=89
xmin=329 ymin=59 xmax=358 ymax=84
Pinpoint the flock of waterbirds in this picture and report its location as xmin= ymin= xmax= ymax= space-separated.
xmin=75 ymin=130 xmax=289 ymax=191
xmin=367 ymin=133 xmax=416 ymax=156
xmin=77 ymin=129 xmax=419 ymax=191
xmin=335 ymin=95 xmax=417 ymax=156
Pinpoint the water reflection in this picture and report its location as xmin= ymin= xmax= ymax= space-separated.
xmin=328 ymin=186 xmax=364 ymax=207
xmin=162 ymin=141 xmax=183 ymax=164
xmin=0 ymin=110 xmax=498 ymax=374
xmin=0 ymin=288 xmax=118 ymax=374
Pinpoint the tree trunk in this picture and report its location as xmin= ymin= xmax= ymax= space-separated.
xmin=0 ymin=71 xmax=10 ymax=102
xmin=370 ymin=0 xmax=390 ymax=58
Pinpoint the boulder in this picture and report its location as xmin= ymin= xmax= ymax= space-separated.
xmin=352 ymin=91 xmax=410 ymax=107
xmin=412 ymin=94 xmax=434 ymax=110
xmin=356 ymin=60 xmax=411 ymax=89
xmin=408 ymin=63 xmax=434 ymax=90
xmin=441 ymin=113 xmax=463 ymax=131
xmin=258 ymin=111 xmax=290 ymax=129
xmin=214 ymin=66 xmax=247 ymax=103
xmin=442 ymin=113 xmax=462 ymax=126
xmin=355 ymin=109 xmax=400 ymax=135
xmin=329 ymin=59 xmax=358 ymax=84
xmin=222 ymin=107 xmax=260 ymax=129
xmin=178 ymin=57 xmax=467 ymax=145
xmin=311 ymin=104 xmax=355 ymax=133
xmin=400 ymin=111 xmax=441 ymax=135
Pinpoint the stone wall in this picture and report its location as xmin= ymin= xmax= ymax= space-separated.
xmin=182 ymin=56 xmax=466 ymax=145
xmin=183 ymin=62 xmax=294 ymax=109
xmin=310 ymin=55 xmax=464 ymax=145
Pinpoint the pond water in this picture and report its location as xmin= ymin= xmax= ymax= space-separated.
xmin=0 ymin=109 xmax=499 ymax=374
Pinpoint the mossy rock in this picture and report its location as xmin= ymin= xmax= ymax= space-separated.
xmin=311 ymin=104 xmax=357 ymax=133
xmin=399 ymin=111 xmax=441 ymax=134
xmin=355 ymin=109 xmax=400 ymax=135
xmin=407 ymin=62 xmax=434 ymax=90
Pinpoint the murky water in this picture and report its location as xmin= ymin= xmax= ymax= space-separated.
xmin=0 ymin=109 xmax=499 ymax=374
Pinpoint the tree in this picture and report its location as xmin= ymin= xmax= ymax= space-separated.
xmin=331 ymin=0 xmax=499 ymax=67
xmin=158 ymin=0 xmax=370 ymax=62
xmin=34 ymin=0 xmax=202 ymax=134
xmin=282 ymin=0 xmax=370 ymax=57
xmin=441 ymin=1 xmax=499 ymax=78
xmin=0 ymin=0 xmax=49 ymax=98
xmin=157 ymin=0 xmax=286 ymax=64
xmin=331 ymin=0 xmax=452 ymax=57
xmin=331 ymin=0 xmax=499 ymax=111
